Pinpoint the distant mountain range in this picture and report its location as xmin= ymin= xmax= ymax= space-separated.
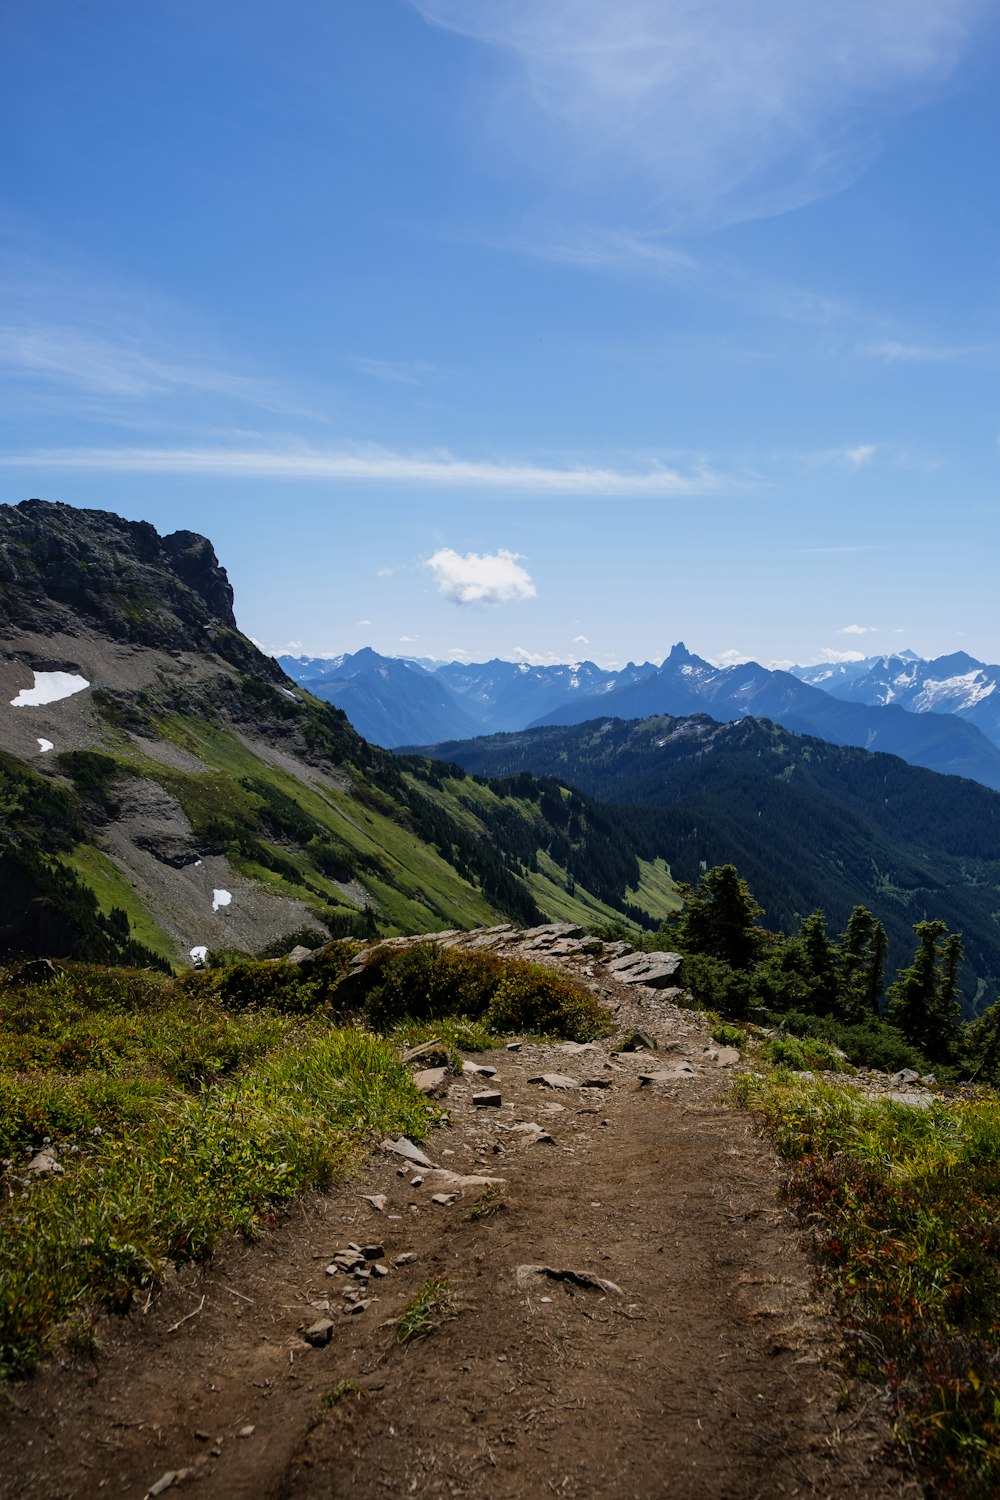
xmin=280 ymin=642 xmax=1000 ymax=792
xmin=791 ymin=650 xmax=1000 ymax=745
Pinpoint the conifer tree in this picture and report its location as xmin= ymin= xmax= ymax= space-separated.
xmin=668 ymin=864 xmax=764 ymax=969
xmin=886 ymin=919 xmax=963 ymax=1060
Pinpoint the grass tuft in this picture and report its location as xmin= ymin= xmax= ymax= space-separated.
xmin=467 ymin=1184 xmax=506 ymax=1222
xmin=395 ymin=1277 xmax=456 ymax=1345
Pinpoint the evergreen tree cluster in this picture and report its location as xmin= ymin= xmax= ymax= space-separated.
xmin=665 ymin=863 xmax=987 ymax=1075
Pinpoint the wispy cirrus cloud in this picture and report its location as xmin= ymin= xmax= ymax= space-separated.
xmin=0 ymin=442 xmax=728 ymax=495
xmin=0 ymin=319 xmax=309 ymax=416
xmin=861 ymin=338 xmax=985 ymax=364
xmin=410 ymin=0 xmax=984 ymax=233
xmin=427 ymin=548 xmax=536 ymax=606
xmin=347 ymin=355 xmax=441 ymax=386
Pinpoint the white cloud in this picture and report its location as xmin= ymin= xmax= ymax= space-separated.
xmin=712 ymin=648 xmax=751 ymax=667
xmin=399 ymin=634 xmax=419 ymax=642
xmin=1 ymin=443 xmax=725 ymax=495
xmin=844 ymin=443 xmax=878 ymax=469
xmin=573 ymin=634 xmax=589 ymax=644
xmin=356 ymin=618 xmax=373 ymax=626
xmin=839 ymin=623 xmax=877 ymax=635
xmin=510 ymin=647 xmax=560 ymax=664
xmin=410 ymin=0 xmax=982 ymax=232
xmin=427 ymin=548 xmax=537 ymax=606
xmin=820 ymin=647 xmax=866 ymax=663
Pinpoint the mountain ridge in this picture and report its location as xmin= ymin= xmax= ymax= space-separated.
xmin=0 ymin=501 xmax=680 ymax=966
xmin=278 ymin=641 xmax=1000 ymax=791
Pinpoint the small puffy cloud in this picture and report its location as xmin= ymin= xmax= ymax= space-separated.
xmin=509 ymin=647 xmax=561 ymax=665
xmin=427 ymin=547 xmax=536 ymax=606
xmin=573 ymin=634 xmax=589 ymax=644
xmin=820 ymin=648 xmax=866 ymax=663
xmin=356 ymin=618 xmax=372 ymax=626
xmin=839 ymin=623 xmax=877 ymax=635
xmin=845 ymin=443 xmax=878 ymax=468
xmin=713 ymin=648 xmax=751 ymax=666
xmin=399 ymin=634 xmax=418 ymax=643
xmin=377 ymin=566 xmax=398 ymax=578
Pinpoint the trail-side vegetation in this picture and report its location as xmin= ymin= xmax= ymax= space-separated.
xmin=739 ymin=1073 xmax=1000 ymax=1497
xmin=0 ymin=943 xmax=605 ymax=1378
xmin=656 ymin=862 xmax=1000 ymax=1494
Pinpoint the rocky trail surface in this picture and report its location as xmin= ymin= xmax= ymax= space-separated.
xmin=0 ymin=926 xmax=918 ymax=1500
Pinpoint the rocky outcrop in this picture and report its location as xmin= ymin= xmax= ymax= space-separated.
xmin=0 ymin=500 xmax=283 ymax=681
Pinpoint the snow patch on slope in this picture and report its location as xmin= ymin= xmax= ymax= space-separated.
xmin=10 ymin=671 xmax=90 ymax=707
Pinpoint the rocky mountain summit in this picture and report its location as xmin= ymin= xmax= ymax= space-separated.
xmin=0 ymin=498 xmax=276 ymax=679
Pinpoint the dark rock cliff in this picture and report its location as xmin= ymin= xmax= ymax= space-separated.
xmin=0 ymin=498 xmax=280 ymax=680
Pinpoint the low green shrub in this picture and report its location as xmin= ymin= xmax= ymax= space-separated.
xmin=359 ymin=944 xmax=610 ymax=1042
xmin=484 ymin=964 xmax=611 ymax=1042
xmin=772 ymin=1011 xmax=927 ymax=1075
xmin=184 ymin=944 xmax=356 ymax=1014
xmin=760 ymin=1035 xmax=843 ymax=1072
xmin=360 ymin=944 xmax=505 ymax=1030
xmin=710 ymin=1023 xmax=745 ymax=1048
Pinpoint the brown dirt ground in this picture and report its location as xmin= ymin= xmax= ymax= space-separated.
xmin=0 ymin=981 xmax=922 ymax=1500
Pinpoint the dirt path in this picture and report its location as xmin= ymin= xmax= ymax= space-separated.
xmin=0 ymin=969 xmax=919 ymax=1500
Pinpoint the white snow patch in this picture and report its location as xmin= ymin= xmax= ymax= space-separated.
xmin=10 ymin=671 xmax=90 ymax=708
xmin=212 ymin=888 xmax=232 ymax=912
xmin=190 ymin=945 xmax=208 ymax=966
xmin=915 ymin=671 xmax=996 ymax=712
xmin=36 ymin=738 xmax=54 ymax=753
xmin=280 ymin=687 xmax=297 ymax=700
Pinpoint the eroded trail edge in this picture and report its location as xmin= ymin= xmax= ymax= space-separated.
xmin=0 ymin=928 xmax=917 ymax=1500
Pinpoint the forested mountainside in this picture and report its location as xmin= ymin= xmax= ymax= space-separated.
xmin=411 ymin=712 xmax=1000 ymax=1013
xmin=0 ymin=501 xmax=679 ymax=967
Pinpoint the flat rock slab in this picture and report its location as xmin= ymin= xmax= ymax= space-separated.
xmin=422 ymin=1169 xmax=505 ymax=1196
xmin=303 ymin=1319 xmax=335 ymax=1348
xmin=639 ymin=1065 xmax=697 ymax=1086
xmin=515 ymin=1265 xmax=624 ymax=1297
xmin=381 ymin=1136 xmax=435 ymax=1168
xmin=715 ymin=1047 xmax=741 ymax=1068
xmin=527 ymin=1073 xmax=579 ymax=1090
xmin=472 ymin=1090 xmax=502 ymax=1108
xmin=617 ymin=1031 xmax=658 ymax=1053
xmin=412 ymin=1067 xmax=449 ymax=1095
xmin=507 ymin=1122 xmax=554 ymax=1145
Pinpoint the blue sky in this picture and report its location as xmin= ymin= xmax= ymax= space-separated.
xmin=3 ymin=0 xmax=1000 ymax=670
